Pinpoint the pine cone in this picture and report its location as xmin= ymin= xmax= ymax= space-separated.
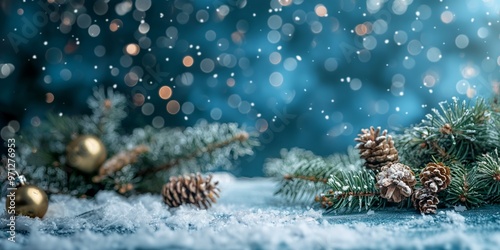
xmin=355 ymin=126 xmax=399 ymax=172
xmin=376 ymin=163 xmax=417 ymax=203
xmin=419 ymin=162 xmax=451 ymax=193
xmin=412 ymin=188 xmax=439 ymax=214
xmin=162 ymin=173 xmax=220 ymax=209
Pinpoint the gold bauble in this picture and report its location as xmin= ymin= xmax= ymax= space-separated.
xmin=66 ymin=135 xmax=107 ymax=174
xmin=5 ymin=184 xmax=49 ymax=218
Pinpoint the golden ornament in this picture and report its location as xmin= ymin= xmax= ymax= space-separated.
xmin=6 ymin=183 xmax=49 ymax=218
xmin=66 ymin=135 xmax=107 ymax=174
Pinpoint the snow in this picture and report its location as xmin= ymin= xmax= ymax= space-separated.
xmin=1 ymin=173 xmax=500 ymax=250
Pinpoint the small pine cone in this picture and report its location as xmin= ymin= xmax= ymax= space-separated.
xmin=376 ymin=163 xmax=417 ymax=203
xmin=162 ymin=173 xmax=220 ymax=209
xmin=355 ymin=126 xmax=399 ymax=172
xmin=412 ymin=188 xmax=439 ymax=214
xmin=419 ymin=162 xmax=451 ymax=193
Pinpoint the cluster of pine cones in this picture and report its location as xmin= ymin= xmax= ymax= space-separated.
xmin=356 ymin=126 xmax=451 ymax=214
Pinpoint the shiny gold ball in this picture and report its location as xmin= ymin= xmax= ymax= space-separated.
xmin=66 ymin=135 xmax=107 ymax=174
xmin=5 ymin=185 xmax=49 ymax=218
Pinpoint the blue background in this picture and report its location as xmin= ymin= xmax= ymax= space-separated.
xmin=1 ymin=0 xmax=499 ymax=176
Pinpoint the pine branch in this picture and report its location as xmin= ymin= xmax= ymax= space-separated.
xmin=135 ymin=132 xmax=249 ymax=177
xmin=320 ymin=169 xmax=379 ymax=213
xmin=92 ymin=145 xmax=149 ymax=183
xmin=395 ymin=97 xmax=498 ymax=169
xmin=444 ymin=163 xmax=485 ymax=208
xmin=11 ymin=89 xmax=257 ymax=196
xmin=475 ymin=149 xmax=500 ymax=202
xmin=265 ymin=147 xmax=363 ymax=203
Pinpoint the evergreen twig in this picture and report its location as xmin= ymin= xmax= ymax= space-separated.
xmin=475 ymin=149 xmax=500 ymax=202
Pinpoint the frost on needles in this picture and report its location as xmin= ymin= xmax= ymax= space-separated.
xmin=2 ymin=88 xmax=258 ymax=197
xmin=266 ymin=95 xmax=500 ymax=214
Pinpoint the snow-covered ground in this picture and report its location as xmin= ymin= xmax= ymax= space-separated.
xmin=1 ymin=173 xmax=500 ymax=250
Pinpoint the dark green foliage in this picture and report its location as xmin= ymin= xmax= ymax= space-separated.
xmin=268 ymin=95 xmax=500 ymax=214
xmin=474 ymin=149 xmax=500 ymax=202
xmin=322 ymin=169 xmax=379 ymax=213
xmin=265 ymin=147 xmax=363 ymax=203
xmin=396 ymin=98 xmax=498 ymax=170
xmin=444 ymin=164 xmax=485 ymax=208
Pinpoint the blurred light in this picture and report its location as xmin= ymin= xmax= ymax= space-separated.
xmin=210 ymin=108 xmax=222 ymax=120
xmin=255 ymin=119 xmax=268 ymax=132
xmin=125 ymin=43 xmax=140 ymax=56
xmin=31 ymin=116 xmax=41 ymax=127
xmin=135 ymin=0 xmax=152 ymax=12
xmin=200 ymin=58 xmax=215 ymax=73
xmin=269 ymin=72 xmax=283 ymax=87
xmin=109 ymin=19 xmax=123 ymax=32
xmin=60 ymin=69 xmax=72 ymax=81
xmin=46 ymin=93 xmax=54 ymax=103
xmin=138 ymin=22 xmax=150 ymax=34
xmin=124 ymin=72 xmax=139 ymax=86
xmin=142 ymin=103 xmax=155 ymax=115
xmin=461 ymin=64 xmax=479 ymax=78
xmin=278 ymin=0 xmax=292 ymax=6
xmin=477 ymin=27 xmax=489 ymax=38
xmin=227 ymin=78 xmax=236 ymax=87
xmin=94 ymin=45 xmax=106 ymax=57
xmin=283 ymin=57 xmax=297 ymax=71
xmin=310 ymin=21 xmax=323 ymax=34
xmin=441 ymin=11 xmax=454 ymax=23
xmin=267 ymin=30 xmax=281 ymax=43
xmin=196 ymin=10 xmax=210 ymax=23
xmin=372 ymin=19 xmax=388 ymax=34
xmin=456 ymin=80 xmax=470 ymax=95
xmin=407 ymin=40 xmax=423 ymax=55
xmin=88 ymin=24 xmax=101 ymax=37
xmin=426 ymin=47 xmax=442 ymax=62
xmin=152 ymin=116 xmax=164 ymax=128
xmin=158 ymin=86 xmax=172 ymax=100
xmin=167 ymin=100 xmax=180 ymax=114
xmin=423 ymin=72 xmax=438 ymax=88
xmin=182 ymin=102 xmax=195 ymax=115
xmin=355 ymin=23 xmax=372 ymax=36
xmin=77 ymin=14 xmax=92 ymax=29
xmin=46 ymin=47 xmax=63 ymax=64
xmin=467 ymin=87 xmax=477 ymax=98
xmin=268 ymin=15 xmax=283 ymax=29
xmin=179 ymin=72 xmax=194 ymax=86
xmin=115 ymin=1 xmax=133 ymax=16
xmin=133 ymin=93 xmax=145 ymax=106
xmin=228 ymin=94 xmax=242 ymax=108
xmin=205 ymin=30 xmax=216 ymax=41
xmin=231 ymin=31 xmax=244 ymax=44
xmin=315 ymin=4 xmax=328 ymax=17
xmin=416 ymin=5 xmax=432 ymax=20
xmin=350 ymin=78 xmax=362 ymax=91
xmin=393 ymin=30 xmax=408 ymax=45
xmin=324 ymin=58 xmax=338 ymax=72
xmin=0 ymin=63 xmax=15 ymax=79
xmin=269 ymin=52 xmax=282 ymax=64
xmin=363 ymin=36 xmax=377 ymax=50
xmin=216 ymin=5 xmax=230 ymax=20
xmin=183 ymin=56 xmax=194 ymax=67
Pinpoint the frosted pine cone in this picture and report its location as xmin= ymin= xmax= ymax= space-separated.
xmin=376 ymin=163 xmax=417 ymax=203
xmin=419 ymin=162 xmax=451 ymax=193
xmin=162 ymin=173 xmax=220 ymax=209
xmin=355 ymin=126 xmax=399 ymax=172
xmin=412 ymin=188 xmax=439 ymax=214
